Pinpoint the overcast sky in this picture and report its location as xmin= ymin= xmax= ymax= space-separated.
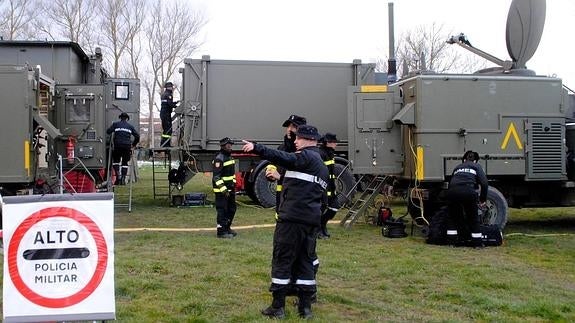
xmin=191 ymin=0 xmax=575 ymax=88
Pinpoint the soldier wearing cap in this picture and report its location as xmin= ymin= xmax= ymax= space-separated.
xmin=242 ymin=125 xmax=328 ymax=319
xmin=266 ymin=114 xmax=307 ymax=215
xmin=160 ymin=82 xmax=177 ymax=148
xmin=318 ymin=133 xmax=340 ymax=238
xmin=212 ymin=137 xmax=237 ymax=238
xmin=106 ymin=112 xmax=140 ymax=185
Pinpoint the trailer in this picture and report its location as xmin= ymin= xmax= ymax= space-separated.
xmin=175 ymin=56 xmax=382 ymax=207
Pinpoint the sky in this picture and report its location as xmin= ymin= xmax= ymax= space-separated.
xmin=190 ymin=0 xmax=575 ymax=88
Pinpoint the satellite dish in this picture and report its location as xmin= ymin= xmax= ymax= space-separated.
xmin=505 ymin=0 xmax=546 ymax=69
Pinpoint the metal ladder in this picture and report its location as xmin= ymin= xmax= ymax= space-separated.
xmin=104 ymin=138 xmax=137 ymax=212
xmin=151 ymin=148 xmax=173 ymax=200
xmin=112 ymin=153 xmax=137 ymax=212
xmin=340 ymin=175 xmax=387 ymax=228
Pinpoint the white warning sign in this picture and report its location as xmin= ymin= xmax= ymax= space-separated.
xmin=2 ymin=193 xmax=115 ymax=323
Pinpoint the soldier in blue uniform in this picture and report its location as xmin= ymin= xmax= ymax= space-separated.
xmin=106 ymin=112 xmax=139 ymax=185
xmin=242 ymin=125 xmax=328 ymax=319
xmin=446 ymin=150 xmax=489 ymax=247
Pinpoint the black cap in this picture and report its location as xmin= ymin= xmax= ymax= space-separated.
xmin=219 ymin=137 xmax=234 ymax=145
xmin=320 ymin=132 xmax=338 ymax=143
xmin=164 ymin=82 xmax=173 ymax=88
xmin=119 ymin=112 xmax=129 ymax=120
xmin=295 ymin=125 xmax=321 ymax=140
xmin=282 ymin=114 xmax=307 ymax=127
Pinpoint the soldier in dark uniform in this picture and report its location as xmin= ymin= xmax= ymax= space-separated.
xmin=446 ymin=150 xmax=489 ymax=247
xmin=106 ymin=112 xmax=140 ymax=185
xmin=242 ymin=125 xmax=328 ymax=319
xmin=265 ymin=114 xmax=307 ymax=214
xmin=160 ymin=82 xmax=177 ymax=148
xmin=318 ymin=133 xmax=340 ymax=238
xmin=212 ymin=137 xmax=237 ymax=238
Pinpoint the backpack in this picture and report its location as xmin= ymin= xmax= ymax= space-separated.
xmin=426 ymin=206 xmax=450 ymax=245
xmin=376 ymin=207 xmax=393 ymax=226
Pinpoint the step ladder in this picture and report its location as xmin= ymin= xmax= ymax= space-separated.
xmin=112 ymin=153 xmax=137 ymax=212
xmin=151 ymin=148 xmax=173 ymax=200
xmin=340 ymin=175 xmax=388 ymax=229
xmin=104 ymin=140 xmax=137 ymax=212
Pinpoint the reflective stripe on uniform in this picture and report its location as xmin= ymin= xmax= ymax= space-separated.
xmin=215 ymin=180 xmax=224 ymax=186
xmin=471 ymin=233 xmax=482 ymax=238
xmin=222 ymin=175 xmax=236 ymax=182
xmin=295 ymin=279 xmax=316 ymax=285
xmin=223 ymin=160 xmax=235 ymax=166
xmin=328 ymin=207 xmax=339 ymax=212
xmin=447 ymin=230 xmax=458 ymax=235
xmin=161 ymin=134 xmax=171 ymax=138
xmin=284 ymin=170 xmax=327 ymax=189
xmin=213 ymin=187 xmax=228 ymax=192
xmin=324 ymin=159 xmax=335 ymax=166
xmin=327 ymin=192 xmax=332 ymax=196
xmin=276 ymin=185 xmax=282 ymax=192
xmin=272 ymin=278 xmax=291 ymax=285
xmin=312 ymin=258 xmax=319 ymax=266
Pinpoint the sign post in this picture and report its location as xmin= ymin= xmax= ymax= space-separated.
xmin=2 ymin=193 xmax=115 ymax=323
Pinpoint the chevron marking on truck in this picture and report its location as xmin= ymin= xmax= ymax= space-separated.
xmin=500 ymin=122 xmax=523 ymax=150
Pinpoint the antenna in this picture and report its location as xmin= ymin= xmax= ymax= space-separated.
xmin=506 ymin=0 xmax=546 ymax=69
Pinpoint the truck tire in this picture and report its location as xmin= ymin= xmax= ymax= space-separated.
xmin=334 ymin=163 xmax=356 ymax=206
xmin=482 ymin=186 xmax=508 ymax=230
xmin=253 ymin=168 xmax=277 ymax=208
xmin=243 ymin=172 xmax=257 ymax=202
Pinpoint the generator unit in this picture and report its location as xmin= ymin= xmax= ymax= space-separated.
xmin=0 ymin=41 xmax=140 ymax=194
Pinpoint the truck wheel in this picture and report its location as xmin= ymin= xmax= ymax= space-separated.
xmin=334 ymin=163 xmax=356 ymax=206
xmin=253 ymin=168 xmax=277 ymax=208
xmin=482 ymin=186 xmax=508 ymax=230
xmin=243 ymin=172 xmax=257 ymax=202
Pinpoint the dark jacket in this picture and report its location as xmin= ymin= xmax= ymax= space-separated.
xmin=107 ymin=120 xmax=140 ymax=149
xmin=319 ymin=145 xmax=336 ymax=200
xmin=160 ymin=89 xmax=177 ymax=114
xmin=212 ymin=150 xmax=236 ymax=193
xmin=449 ymin=161 xmax=489 ymax=202
xmin=254 ymin=144 xmax=328 ymax=226
xmin=275 ymin=134 xmax=297 ymax=187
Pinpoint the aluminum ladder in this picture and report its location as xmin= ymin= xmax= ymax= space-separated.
xmin=340 ymin=175 xmax=387 ymax=229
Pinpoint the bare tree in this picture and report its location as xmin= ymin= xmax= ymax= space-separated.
xmin=141 ymin=0 xmax=206 ymax=147
xmin=97 ymin=0 xmax=146 ymax=77
xmin=378 ymin=23 xmax=486 ymax=78
xmin=34 ymin=0 xmax=98 ymax=50
xmin=0 ymin=0 xmax=38 ymax=40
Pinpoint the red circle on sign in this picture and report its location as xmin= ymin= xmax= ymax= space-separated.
xmin=7 ymin=206 xmax=108 ymax=308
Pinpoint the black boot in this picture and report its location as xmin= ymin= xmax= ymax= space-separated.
xmin=113 ymin=165 xmax=120 ymax=185
xmin=262 ymin=291 xmax=286 ymax=319
xmin=297 ymin=292 xmax=313 ymax=319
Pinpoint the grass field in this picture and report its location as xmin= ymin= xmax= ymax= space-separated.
xmin=2 ymin=165 xmax=575 ymax=322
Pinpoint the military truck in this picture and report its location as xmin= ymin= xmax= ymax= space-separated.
xmin=344 ymin=0 xmax=575 ymax=229
xmin=0 ymin=41 xmax=140 ymax=194
xmin=174 ymin=0 xmax=575 ymax=230
xmin=175 ymin=57 xmax=383 ymax=207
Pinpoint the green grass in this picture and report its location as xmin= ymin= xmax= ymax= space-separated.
xmin=2 ymin=165 xmax=575 ymax=322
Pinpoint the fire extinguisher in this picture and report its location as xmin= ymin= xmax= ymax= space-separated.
xmin=66 ymin=137 xmax=75 ymax=164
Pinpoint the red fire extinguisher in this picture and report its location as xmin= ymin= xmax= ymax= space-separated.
xmin=66 ymin=137 xmax=75 ymax=164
